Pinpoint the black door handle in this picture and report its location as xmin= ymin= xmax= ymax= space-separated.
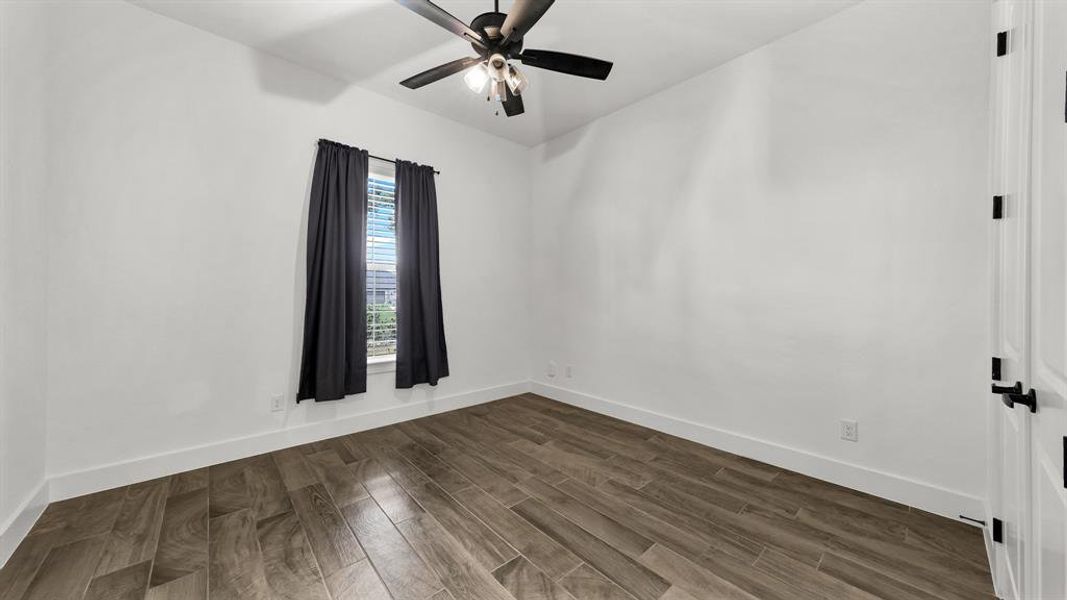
xmin=1002 ymin=388 xmax=1038 ymax=413
xmin=992 ymin=382 xmax=1022 ymax=395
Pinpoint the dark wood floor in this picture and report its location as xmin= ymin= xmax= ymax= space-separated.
xmin=0 ymin=393 xmax=994 ymax=600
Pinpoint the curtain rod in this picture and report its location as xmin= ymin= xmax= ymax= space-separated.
xmin=368 ymin=153 xmax=440 ymax=175
xmin=319 ymin=139 xmax=439 ymax=175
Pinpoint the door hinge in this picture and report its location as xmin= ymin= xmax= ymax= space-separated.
xmin=993 ymin=518 xmax=1004 ymax=543
xmin=993 ymin=195 xmax=1004 ymax=219
xmin=996 ymin=31 xmax=1009 ymax=57
xmin=992 ymin=357 xmax=1002 ymax=381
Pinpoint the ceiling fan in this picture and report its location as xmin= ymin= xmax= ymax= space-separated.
xmin=394 ymin=0 xmax=613 ymax=117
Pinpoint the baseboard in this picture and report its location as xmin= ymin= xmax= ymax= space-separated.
xmin=531 ymin=381 xmax=984 ymax=521
xmin=48 ymin=380 xmax=530 ymax=502
xmin=14 ymin=378 xmax=983 ymax=569
xmin=0 ymin=480 xmax=49 ymax=568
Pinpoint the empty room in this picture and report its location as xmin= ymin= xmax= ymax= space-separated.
xmin=0 ymin=0 xmax=1064 ymax=598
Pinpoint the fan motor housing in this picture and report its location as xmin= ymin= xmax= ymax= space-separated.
xmin=470 ymin=12 xmax=521 ymax=55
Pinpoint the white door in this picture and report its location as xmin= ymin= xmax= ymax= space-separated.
xmin=1028 ymin=0 xmax=1067 ymax=597
xmin=989 ymin=1 xmax=1035 ymax=598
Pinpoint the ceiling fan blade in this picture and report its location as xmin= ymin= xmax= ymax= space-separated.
xmin=500 ymin=0 xmax=554 ymax=44
xmin=394 ymin=0 xmax=488 ymax=50
xmin=519 ymin=49 xmax=613 ymax=80
xmin=400 ymin=56 xmax=482 ymax=89
xmin=502 ymin=86 xmax=525 ymax=117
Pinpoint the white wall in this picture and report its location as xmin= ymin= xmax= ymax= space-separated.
xmin=0 ymin=2 xmax=51 ymax=561
xmin=40 ymin=1 xmax=531 ymax=494
xmin=528 ymin=0 xmax=991 ymax=514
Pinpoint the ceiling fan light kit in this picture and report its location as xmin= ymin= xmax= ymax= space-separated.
xmin=395 ymin=0 xmax=613 ymax=117
xmin=505 ymin=65 xmax=528 ymax=95
xmin=464 ymin=64 xmax=490 ymax=94
xmin=487 ymin=53 xmax=509 ymax=82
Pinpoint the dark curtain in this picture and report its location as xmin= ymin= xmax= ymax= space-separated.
xmin=395 ymin=160 xmax=449 ymax=388
xmin=297 ymin=139 xmax=368 ymax=402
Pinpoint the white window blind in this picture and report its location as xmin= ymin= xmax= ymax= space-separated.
xmin=367 ymin=174 xmax=397 ymax=358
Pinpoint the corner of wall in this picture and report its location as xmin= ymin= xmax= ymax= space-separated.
xmin=0 ymin=0 xmax=53 ymax=568
xmin=0 ymin=479 xmax=48 ymax=569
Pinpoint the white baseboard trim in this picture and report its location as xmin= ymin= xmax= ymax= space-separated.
xmin=531 ymin=381 xmax=984 ymax=521
xmin=0 ymin=480 xmax=49 ymax=568
xmin=48 ymin=380 xmax=530 ymax=502
xmin=7 ymin=378 xmax=983 ymax=569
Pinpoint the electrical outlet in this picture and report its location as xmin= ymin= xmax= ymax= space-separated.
xmin=565 ymin=364 xmax=573 ymax=378
xmin=546 ymin=361 xmax=557 ymax=378
xmin=840 ymin=419 xmax=858 ymax=442
xmin=270 ymin=393 xmax=285 ymax=413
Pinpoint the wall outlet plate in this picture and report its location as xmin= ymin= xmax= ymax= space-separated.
xmin=565 ymin=365 xmax=573 ymax=378
xmin=270 ymin=394 xmax=285 ymax=413
xmin=547 ymin=361 xmax=557 ymax=378
xmin=840 ymin=419 xmax=858 ymax=442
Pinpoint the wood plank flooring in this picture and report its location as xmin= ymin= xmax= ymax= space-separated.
xmin=0 ymin=394 xmax=994 ymax=600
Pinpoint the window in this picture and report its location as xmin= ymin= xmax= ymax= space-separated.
xmin=367 ymin=170 xmax=397 ymax=360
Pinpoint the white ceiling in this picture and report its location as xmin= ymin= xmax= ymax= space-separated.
xmin=132 ymin=0 xmax=859 ymax=146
